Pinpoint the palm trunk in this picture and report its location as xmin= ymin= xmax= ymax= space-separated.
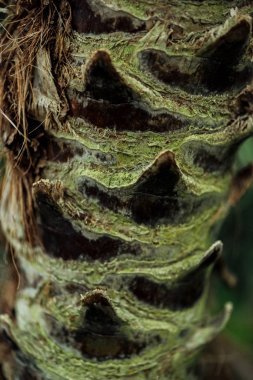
xmin=0 ymin=1 xmax=253 ymax=379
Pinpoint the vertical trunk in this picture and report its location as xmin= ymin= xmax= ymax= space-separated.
xmin=0 ymin=1 xmax=253 ymax=379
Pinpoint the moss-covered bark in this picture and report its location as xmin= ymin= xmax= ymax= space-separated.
xmin=0 ymin=0 xmax=253 ymax=379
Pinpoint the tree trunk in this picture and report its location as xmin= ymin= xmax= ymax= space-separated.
xmin=0 ymin=1 xmax=253 ymax=379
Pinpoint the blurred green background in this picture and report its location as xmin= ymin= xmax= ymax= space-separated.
xmin=213 ymin=136 xmax=253 ymax=355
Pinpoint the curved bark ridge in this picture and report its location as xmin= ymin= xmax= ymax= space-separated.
xmin=139 ymin=16 xmax=252 ymax=94
xmin=76 ymin=151 xmax=209 ymax=226
xmin=0 ymin=1 xmax=253 ymax=379
xmin=68 ymin=0 xmax=146 ymax=34
xmin=69 ymin=50 xmax=192 ymax=132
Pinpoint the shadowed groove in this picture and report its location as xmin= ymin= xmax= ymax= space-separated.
xmin=77 ymin=151 xmax=210 ymax=226
xmin=139 ymin=10 xmax=252 ymax=95
xmin=181 ymin=140 xmax=239 ymax=173
xmin=35 ymin=192 xmax=141 ymax=261
xmin=46 ymin=292 xmax=160 ymax=361
xmin=68 ymin=51 xmax=189 ymax=132
xmin=129 ymin=242 xmax=222 ymax=310
xmin=73 ymin=294 xmax=145 ymax=360
xmin=139 ymin=49 xmax=253 ymax=95
xmin=232 ymin=85 xmax=253 ymax=116
xmin=196 ymin=16 xmax=252 ymax=65
xmin=85 ymin=51 xmax=136 ymax=103
xmin=69 ymin=0 xmax=146 ymax=34
xmin=0 ymin=331 xmax=43 ymax=380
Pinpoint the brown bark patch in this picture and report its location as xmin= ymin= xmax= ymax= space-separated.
xmin=69 ymin=0 xmax=146 ymax=34
xmin=35 ymin=192 xmax=141 ymax=261
xmin=68 ymin=51 xmax=189 ymax=132
xmin=129 ymin=243 xmax=221 ymax=310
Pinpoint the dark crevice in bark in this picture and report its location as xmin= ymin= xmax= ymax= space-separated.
xmin=73 ymin=298 xmax=143 ymax=360
xmin=128 ymin=243 xmax=220 ymax=310
xmin=77 ymin=151 xmax=208 ymax=226
xmin=78 ymin=295 xmax=123 ymax=337
xmin=0 ymin=331 xmax=44 ymax=380
xmin=196 ymin=17 xmax=251 ymax=65
xmin=35 ymin=192 xmax=141 ymax=261
xmin=68 ymin=51 xmax=189 ymax=132
xmin=85 ymin=51 xmax=137 ymax=103
xmin=47 ymin=321 xmax=146 ymax=362
xmin=0 ymin=365 xmax=7 ymax=380
xmin=139 ymin=17 xmax=252 ymax=95
xmin=181 ymin=141 xmax=239 ymax=173
xmin=1 ymin=330 xmax=20 ymax=353
xmin=15 ymin=355 xmax=45 ymax=380
xmin=46 ymin=296 xmax=161 ymax=361
xmin=73 ymin=330 xmax=147 ymax=360
xmin=69 ymin=0 xmax=146 ymax=34
xmin=70 ymin=98 xmax=188 ymax=132
xmin=17 ymin=366 xmax=43 ymax=380
xmin=232 ymin=86 xmax=253 ymax=116
xmin=192 ymin=146 xmax=236 ymax=173
xmin=139 ymin=49 xmax=253 ymax=95
xmin=45 ymin=136 xmax=87 ymax=162
xmin=129 ymin=275 xmax=205 ymax=310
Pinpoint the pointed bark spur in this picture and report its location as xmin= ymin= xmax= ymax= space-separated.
xmin=0 ymin=1 xmax=253 ymax=379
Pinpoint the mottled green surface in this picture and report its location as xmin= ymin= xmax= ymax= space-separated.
xmin=0 ymin=0 xmax=253 ymax=379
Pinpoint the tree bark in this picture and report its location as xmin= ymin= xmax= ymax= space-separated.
xmin=0 ymin=1 xmax=253 ymax=379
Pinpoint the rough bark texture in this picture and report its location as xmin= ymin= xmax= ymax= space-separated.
xmin=0 ymin=0 xmax=253 ymax=379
